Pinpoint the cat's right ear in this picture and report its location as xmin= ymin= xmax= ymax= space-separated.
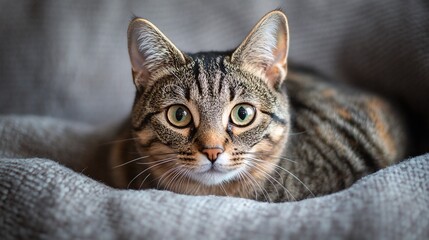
xmin=127 ymin=18 xmax=186 ymax=90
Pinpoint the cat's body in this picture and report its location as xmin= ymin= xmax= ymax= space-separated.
xmin=107 ymin=64 xmax=406 ymax=202
xmin=103 ymin=11 xmax=407 ymax=202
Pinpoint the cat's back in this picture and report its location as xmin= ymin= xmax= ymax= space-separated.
xmin=268 ymin=67 xmax=408 ymax=201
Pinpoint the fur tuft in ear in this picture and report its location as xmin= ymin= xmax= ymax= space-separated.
xmin=128 ymin=18 xmax=186 ymax=90
xmin=231 ymin=10 xmax=289 ymax=89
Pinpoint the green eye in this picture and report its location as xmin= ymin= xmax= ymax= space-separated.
xmin=166 ymin=105 xmax=192 ymax=128
xmin=230 ymin=104 xmax=256 ymax=127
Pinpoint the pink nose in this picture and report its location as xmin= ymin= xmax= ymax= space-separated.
xmin=202 ymin=148 xmax=224 ymax=162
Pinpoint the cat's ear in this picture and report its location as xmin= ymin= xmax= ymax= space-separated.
xmin=128 ymin=18 xmax=187 ymax=90
xmin=231 ymin=11 xmax=289 ymax=89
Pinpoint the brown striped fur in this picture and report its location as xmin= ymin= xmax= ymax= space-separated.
xmin=108 ymin=11 xmax=407 ymax=202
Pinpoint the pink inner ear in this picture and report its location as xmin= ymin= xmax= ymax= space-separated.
xmin=268 ymin=22 xmax=289 ymax=82
xmin=273 ymin=33 xmax=287 ymax=65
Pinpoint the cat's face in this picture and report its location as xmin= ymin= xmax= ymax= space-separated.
xmin=127 ymin=11 xmax=290 ymax=193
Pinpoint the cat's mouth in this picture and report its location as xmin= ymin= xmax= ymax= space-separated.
xmin=194 ymin=163 xmax=228 ymax=173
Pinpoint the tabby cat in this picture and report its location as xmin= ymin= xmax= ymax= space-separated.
xmin=106 ymin=10 xmax=407 ymax=202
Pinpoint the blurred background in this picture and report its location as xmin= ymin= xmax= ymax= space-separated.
xmin=0 ymin=0 xmax=428 ymax=134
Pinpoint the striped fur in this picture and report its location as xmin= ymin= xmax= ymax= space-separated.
xmin=108 ymin=10 xmax=407 ymax=202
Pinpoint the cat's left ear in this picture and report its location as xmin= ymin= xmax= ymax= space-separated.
xmin=231 ymin=11 xmax=289 ymax=89
xmin=128 ymin=18 xmax=187 ymax=90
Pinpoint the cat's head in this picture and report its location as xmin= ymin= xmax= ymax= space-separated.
xmin=127 ymin=11 xmax=290 ymax=193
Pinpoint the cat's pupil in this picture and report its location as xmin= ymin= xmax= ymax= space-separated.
xmin=175 ymin=108 xmax=186 ymax=121
xmin=238 ymin=107 xmax=248 ymax=120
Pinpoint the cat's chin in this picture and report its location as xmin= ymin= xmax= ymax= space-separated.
xmin=188 ymin=169 xmax=243 ymax=186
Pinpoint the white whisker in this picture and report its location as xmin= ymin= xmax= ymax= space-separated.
xmin=245 ymin=162 xmax=280 ymax=198
xmin=219 ymin=182 xmax=230 ymax=197
xmin=238 ymin=171 xmax=257 ymax=199
xmin=243 ymin=171 xmax=271 ymax=202
xmin=251 ymin=157 xmax=315 ymax=197
xmin=174 ymin=168 xmax=187 ymax=193
xmin=156 ymin=166 xmax=180 ymax=190
xmin=135 ymin=157 xmax=176 ymax=165
xmin=165 ymin=167 xmax=185 ymax=191
xmin=139 ymin=173 xmax=151 ymax=189
xmin=289 ymin=131 xmax=307 ymax=136
xmin=248 ymin=152 xmax=297 ymax=164
xmin=275 ymin=156 xmax=298 ymax=164
xmin=100 ymin=137 xmax=139 ymax=145
xmin=182 ymin=169 xmax=192 ymax=194
xmin=191 ymin=177 xmax=202 ymax=195
xmin=127 ymin=157 xmax=176 ymax=188
xmin=113 ymin=155 xmax=150 ymax=169
xmin=247 ymin=156 xmax=286 ymax=183
xmin=247 ymin=160 xmax=296 ymax=201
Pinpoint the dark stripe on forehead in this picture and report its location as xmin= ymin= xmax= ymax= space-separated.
xmin=218 ymin=56 xmax=227 ymax=95
xmin=203 ymin=55 xmax=211 ymax=71
xmin=261 ymin=110 xmax=288 ymax=125
xmin=193 ymin=61 xmax=202 ymax=95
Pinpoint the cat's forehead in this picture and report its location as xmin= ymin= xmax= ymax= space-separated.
xmin=189 ymin=52 xmax=229 ymax=88
xmin=151 ymin=52 xmax=230 ymax=98
xmin=144 ymin=51 xmax=278 ymax=112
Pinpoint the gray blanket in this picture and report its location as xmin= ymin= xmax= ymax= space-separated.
xmin=1 ymin=116 xmax=428 ymax=240
xmin=1 ymin=1 xmax=429 ymax=239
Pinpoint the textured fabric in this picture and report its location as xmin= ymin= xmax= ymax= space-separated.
xmin=1 ymin=1 xmax=429 ymax=239
xmin=1 ymin=116 xmax=429 ymax=240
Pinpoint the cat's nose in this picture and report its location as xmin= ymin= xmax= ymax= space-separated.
xmin=202 ymin=147 xmax=224 ymax=162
